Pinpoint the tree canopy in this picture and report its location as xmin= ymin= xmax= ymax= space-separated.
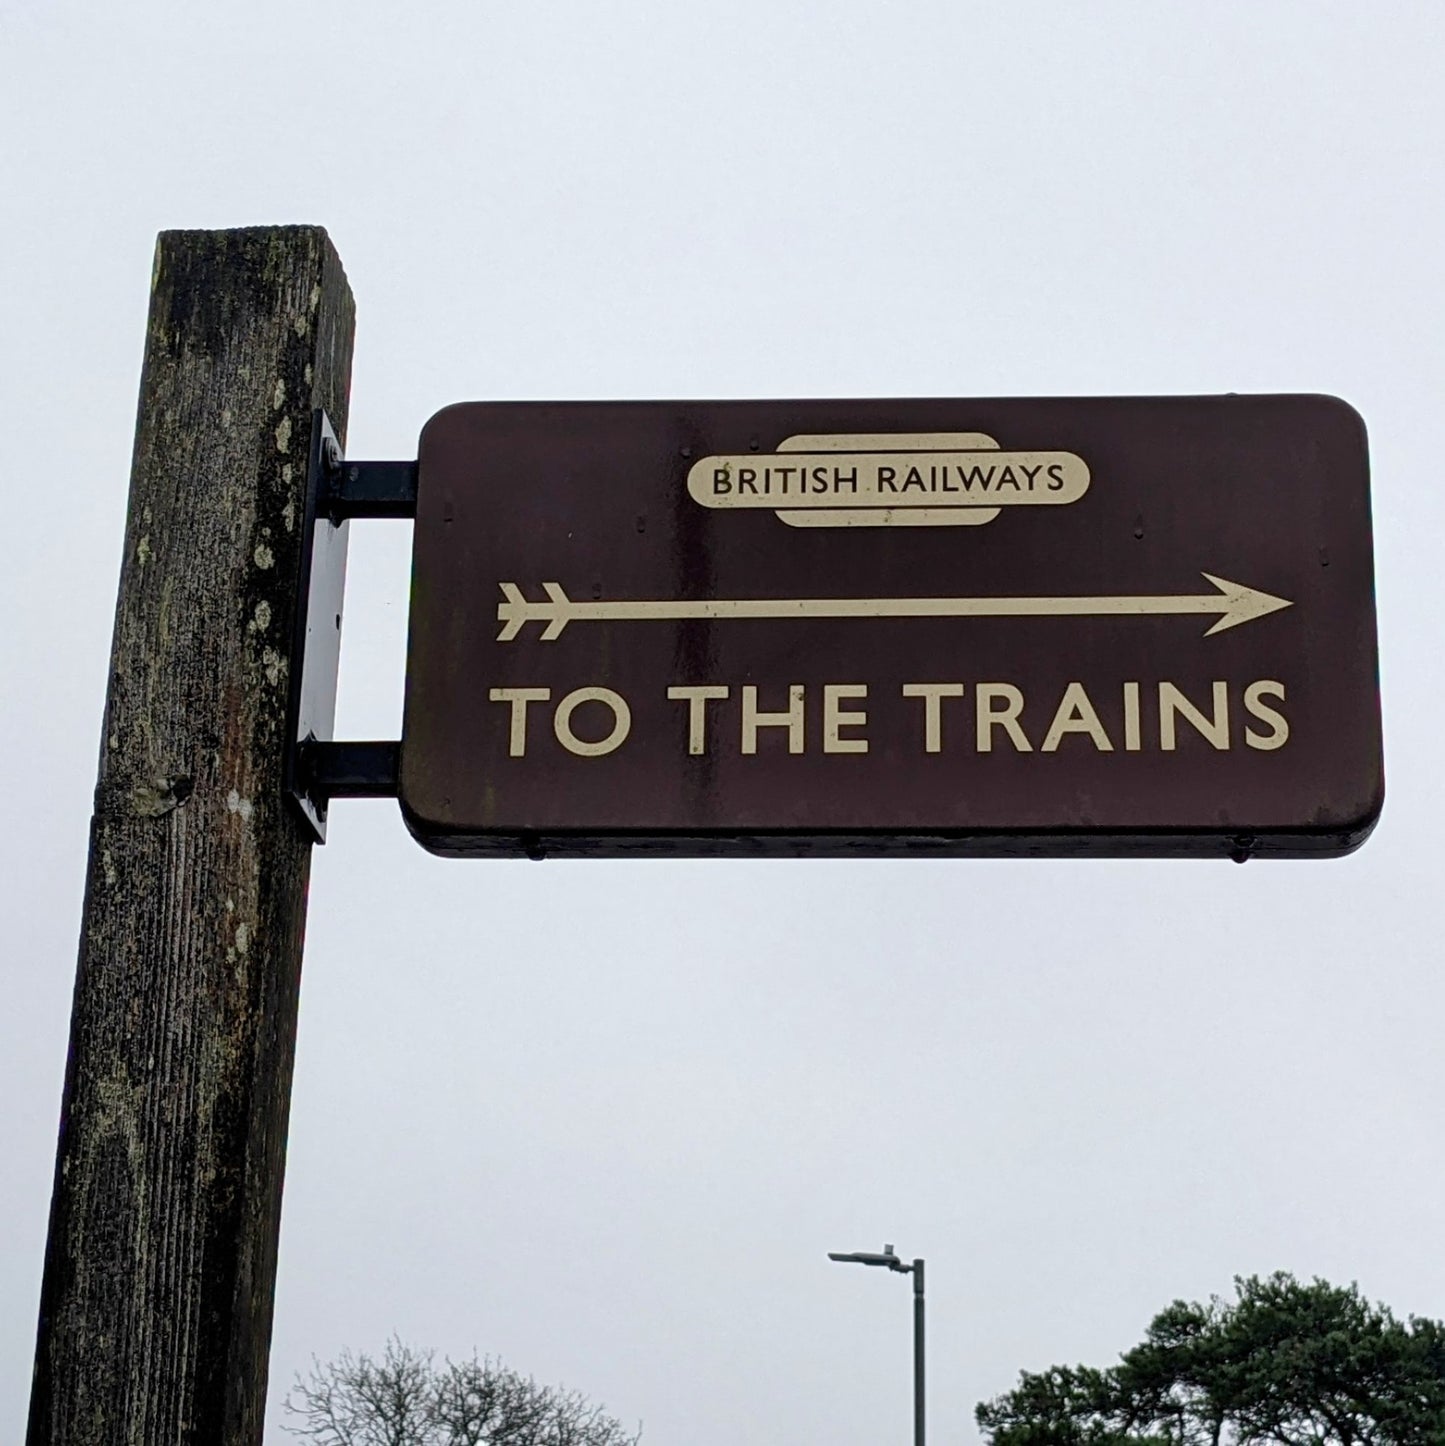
xmin=284 ymin=1337 xmax=641 ymax=1446
xmin=976 ymin=1273 xmax=1445 ymax=1445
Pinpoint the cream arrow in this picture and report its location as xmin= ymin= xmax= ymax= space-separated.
xmin=496 ymin=574 xmax=1292 ymax=642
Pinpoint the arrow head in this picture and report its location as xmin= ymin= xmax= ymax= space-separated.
xmin=1200 ymin=573 xmax=1293 ymax=635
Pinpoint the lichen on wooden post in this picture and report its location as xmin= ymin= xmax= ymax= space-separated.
xmin=29 ymin=226 xmax=355 ymax=1446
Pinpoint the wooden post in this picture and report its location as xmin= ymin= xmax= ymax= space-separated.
xmin=28 ymin=227 xmax=355 ymax=1445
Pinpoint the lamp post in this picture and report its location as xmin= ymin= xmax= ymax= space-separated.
xmin=827 ymin=1244 xmax=925 ymax=1446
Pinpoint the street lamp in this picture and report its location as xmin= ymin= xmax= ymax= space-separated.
xmin=827 ymin=1244 xmax=925 ymax=1446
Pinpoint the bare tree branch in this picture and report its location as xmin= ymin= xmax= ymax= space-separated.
xmin=285 ymin=1342 xmax=641 ymax=1446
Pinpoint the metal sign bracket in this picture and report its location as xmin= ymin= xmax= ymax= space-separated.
xmin=283 ymin=410 xmax=416 ymax=842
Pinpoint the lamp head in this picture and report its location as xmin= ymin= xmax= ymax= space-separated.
xmin=828 ymin=1246 xmax=902 ymax=1268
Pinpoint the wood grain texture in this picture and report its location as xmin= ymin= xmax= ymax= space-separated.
xmin=29 ymin=227 xmax=355 ymax=1445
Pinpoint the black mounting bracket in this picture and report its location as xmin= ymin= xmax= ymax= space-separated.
xmin=283 ymin=410 xmax=417 ymax=843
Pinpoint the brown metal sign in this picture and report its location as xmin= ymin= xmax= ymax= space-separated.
xmin=399 ymin=396 xmax=1381 ymax=858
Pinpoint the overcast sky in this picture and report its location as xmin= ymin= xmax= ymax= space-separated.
xmin=4 ymin=2 xmax=1444 ymax=1442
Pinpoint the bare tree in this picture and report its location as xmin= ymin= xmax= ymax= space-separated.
xmin=285 ymin=1338 xmax=642 ymax=1446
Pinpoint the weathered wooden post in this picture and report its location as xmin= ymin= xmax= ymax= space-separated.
xmin=29 ymin=227 xmax=355 ymax=1445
